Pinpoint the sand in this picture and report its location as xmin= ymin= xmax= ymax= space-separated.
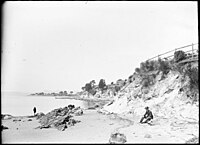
xmin=2 ymin=108 xmax=198 ymax=144
xmin=2 ymin=109 xmax=123 ymax=144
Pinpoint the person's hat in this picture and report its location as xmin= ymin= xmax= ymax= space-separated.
xmin=145 ymin=106 xmax=149 ymax=109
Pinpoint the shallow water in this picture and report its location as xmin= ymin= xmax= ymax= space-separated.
xmin=1 ymin=92 xmax=95 ymax=116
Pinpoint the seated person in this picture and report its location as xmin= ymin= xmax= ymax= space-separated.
xmin=140 ymin=106 xmax=153 ymax=124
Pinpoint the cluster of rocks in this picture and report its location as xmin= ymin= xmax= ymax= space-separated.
xmin=36 ymin=105 xmax=83 ymax=131
xmin=186 ymin=136 xmax=199 ymax=144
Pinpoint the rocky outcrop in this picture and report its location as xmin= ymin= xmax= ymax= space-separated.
xmin=35 ymin=112 xmax=45 ymax=119
xmin=68 ymin=104 xmax=75 ymax=110
xmin=109 ymin=132 xmax=127 ymax=144
xmin=186 ymin=136 xmax=199 ymax=144
xmin=1 ymin=114 xmax=13 ymax=120
xmin=37 ymin=106 xmax=82 ymax=131
xmin=72 ymin=107 xmax=83 ymax=116
xmin=101 ymin=71 xmax=199 ymax=119
xmin=101 ymin=70 xmax=199 ymax=143
xmin=1 ymin=125 xmax=9 ymax=131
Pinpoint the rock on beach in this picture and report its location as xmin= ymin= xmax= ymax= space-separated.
xmin=37 ymin=105 xmax=83 ymax=131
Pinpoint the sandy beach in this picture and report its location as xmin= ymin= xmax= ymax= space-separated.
xmin=2 ymin=109 xmax=123 ymax=144
xmin=2 ymin=106 xmax=198 ymax=144
xmin=2 ymin=1 xmax=198 ymax=144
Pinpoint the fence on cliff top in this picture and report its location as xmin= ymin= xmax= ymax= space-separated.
xmin=120 ymin=43 xmax=199 ymax=92
xmin=146 ymin=43 xmax=199 ymax=63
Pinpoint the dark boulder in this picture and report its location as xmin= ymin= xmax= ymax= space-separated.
xmin=1 ymin=125 xmax=9 ymax=131
xmin=68 ymin=104 xmax=75 ymax=110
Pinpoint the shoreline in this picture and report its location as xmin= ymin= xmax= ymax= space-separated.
xmin=2 ymin=109 xmax=126 ymax=143
xmin=2 ymin=108 xmax=198 ymax=143
xmin=54 ymin=95 xmax=113 ymax=102
xmin=2 ymin=97 xmax=198 ymax=143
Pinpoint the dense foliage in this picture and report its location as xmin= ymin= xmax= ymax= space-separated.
xmin=80 ymin=48 xmax=198 ymax=101
xmin=184 ymin=65 xmax=199 ymax=91
xmin=98 ymin=79 xmax=107 ymax=93
xmin=174 ymin=50 xmax=186 ymax=63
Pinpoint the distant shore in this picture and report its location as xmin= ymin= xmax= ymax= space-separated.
xmin=55 ymin=95 xmax=113 ymax=102
xmin=29 ymin=94 xmax=113 ymax=103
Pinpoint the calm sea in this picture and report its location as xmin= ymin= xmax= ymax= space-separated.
xmin=1 ymin=92 xmax=93 ymax=116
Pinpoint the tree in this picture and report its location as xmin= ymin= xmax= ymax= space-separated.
xmin=115 ymin=85 xmax=121 ymax=92
xmin=90 ymin=80 xmax=96 ymax=88
xmin=98 ymin=79 xmax=107 ymax=93
xmin=59 ymin=91 xmax=64 ymax=96
xmin=85 ymin=83 xmax=92 ymax=92
xmin=63 ymin=91 xmax=68 ymax=95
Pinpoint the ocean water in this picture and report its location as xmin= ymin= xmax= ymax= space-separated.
xmin=1 ymin=92 xmax=93 ymax=116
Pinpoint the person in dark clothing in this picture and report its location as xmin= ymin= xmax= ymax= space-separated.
xmin=33 ymin=107 xmax=36 ymax=116
xmin=140 ymin=106 xmax=153 ymax=124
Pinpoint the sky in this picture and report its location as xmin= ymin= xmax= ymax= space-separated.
xmin=1 ymin=1 xmax=198 ymax=93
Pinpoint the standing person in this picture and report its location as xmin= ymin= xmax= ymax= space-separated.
xmin=140 ymin=106 xmax=153 ymax=124
xmin=33 ymin=107 xmax=36 ymax=116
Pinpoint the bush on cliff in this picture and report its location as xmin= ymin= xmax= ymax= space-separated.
xmin=174 ymin=50 xmax=186 ymax=63
xmin=184 ymin=65 xmax=199 ymax=91
xmin=157 ymin=58 xmax=171 ymax=75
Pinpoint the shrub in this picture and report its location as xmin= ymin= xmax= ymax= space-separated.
xmin=158 ymin=58 xmax=170 ymax=75
xmin=183 ymin=65 xmax=199 ymax=102
xmin=142 ymin=78 xmax=150 ymax=88
xmin=89 ymin=89 xmax=97 ymax=96
xmin=98 ymin=79 xmax=107 ymax=93
xmin=135 ymin=68 xmax=140 ymax=74
xmin=148 ymin=60 xmax=156 ymax=71
xmin=128 ymin=75 xmax=133 ymax=83
xmin=81 ymin=87 xmax=85 ymax=91
xmin=138 ymin=60 xmax=160 ymax=73
xmin=85 ymin=83 xmax=92 ymax=92
xmin=115 ymin=85 xmax=121 ymax=92
xmin=174 ymin=50 xmax=186 ymax=63
xmin=140 ymin=62 xmax=146 ymax=73
xmin=171 ymin=63 xmax=184 ymax=74
xmin=184 ymin=66 xmax=199 ymax=91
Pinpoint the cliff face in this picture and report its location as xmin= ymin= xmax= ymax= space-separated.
xmin=101 ymin=69 xmax=198 ymax=119
xmin=100 ymin=68 xmax=199 ymax=142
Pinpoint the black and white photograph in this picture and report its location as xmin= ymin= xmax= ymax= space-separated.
xmin=1 ymin=1 xmax=198 ymax=144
